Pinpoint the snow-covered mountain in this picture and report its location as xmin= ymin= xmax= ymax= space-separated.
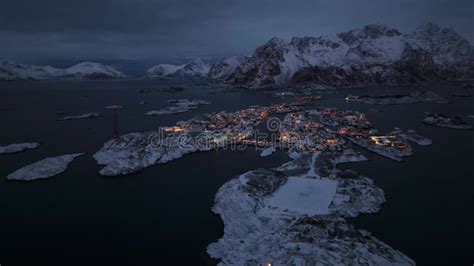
xmin=146 ymin=64 xmax=185 ymax=79
xmin=64 ymin=62 xmax=125 ymax=79
xmin=207 ymin=56 xmax=248 ymax=80
xmin=218 ymin=23 xmax=473 ymax=88
xmin=0 ymin=61 xmax=64 ymax=80
xmin=0 ymin=61 xmax=126 ymax=80
xmin=146 ymin=59 xmax=210 ymax=79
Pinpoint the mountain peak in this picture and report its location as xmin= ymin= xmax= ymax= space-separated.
xmin=146 ymin=59 xmax=210 ymax=79
xmin=266 ymin=37 xmax=286 ymax=46
xmin=412 ymin=22 xmax=464 ymax=42
xmin=223 ymin=23 xmax=473 ymax=88
xmin=414 ymin=22 xmax=442 ymax=34
xmin=187 ymin=58 xmax=205 ymax=65
xmin=66 ymin=62 xmax=125 ymax=79
xmin=338 ymin=24 xmax=401 ymax=44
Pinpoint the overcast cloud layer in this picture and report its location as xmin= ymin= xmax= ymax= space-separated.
xmin=0 ymin=0 xmax=472 ymax=65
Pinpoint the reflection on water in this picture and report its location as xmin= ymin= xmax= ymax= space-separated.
xmin=0 ymin=80 xmax=473 ymax=265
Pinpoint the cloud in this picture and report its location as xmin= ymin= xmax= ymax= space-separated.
xmin=0 ymin=0 xmax=472 ymax=63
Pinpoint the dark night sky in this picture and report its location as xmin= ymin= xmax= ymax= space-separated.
xmin=0 ymin=0 xmax=472 ymax=65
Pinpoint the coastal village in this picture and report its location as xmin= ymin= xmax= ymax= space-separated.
xmin=150 ymin=96 xmax=430 ymax=165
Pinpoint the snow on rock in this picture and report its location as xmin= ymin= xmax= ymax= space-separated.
xmin=393 ymin=129 xmax=433 ymax=146
xmin=146 ymin=59 xmax=210 ymax=79
xmin=288 ymin=150 xmax=303 ymax=160
xmin=208 ymin=56 xmax=248 ymax=80
xmin=346 ymin=91 xmax=443 ymax=105
xmin=93 ymin=132 xmax=204 ymax=176
xmin=259 ymin=147 xmax=276 ymax=157
xmin=93 ymin=132 xmax=164 ymax=176
xmin=146 ymin=99 xmax=211 ymax=116
xmin=408 ymin=23 xmax=472 ymax=70
xmin=423 ymin=113 xmax=473 ymax=130
xmin=6 ymin=153 xmax=84 ymax=181
xmin=146 ymin=64 xmax=185 ymax=79
xmin=58 ymin=113 xmax=100 ymax=121
xmin=174 ymin=58 xmax=210 ymax=78
xmin=0 ymin=61 xmax=124 ymax=80
xmin=223 ymin=23 xmax=473 ymax=88
xmin=0 ymin=142 xmax=40 ymax=154
xmin=332 ymin=152 xmax=368 ymax=165
xmin=145 ymin=107 xmax=188 ymax=116
xmin=329 ymin=176 xmax=386 ymax=217
xmin=207 ymin=153 xmax=413 ymax=265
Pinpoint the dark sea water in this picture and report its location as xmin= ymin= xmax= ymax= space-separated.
xmin=0 ymin=80 xmax=473 ymax=265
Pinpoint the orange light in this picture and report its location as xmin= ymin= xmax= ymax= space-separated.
xmin=325 ymin=139 xmax=338 ymax=145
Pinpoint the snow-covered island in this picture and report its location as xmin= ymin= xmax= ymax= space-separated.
xmin=58 ymin=113 xmax=100 ymax=121
xmin=7 ymin=153 xmax=85 ymax=181
xmin=207 ymin=152 xmax=414 ymax=265
xmin=208 ymin=23 xmax=473 ymax=88
xmin=0 ymin=61 xmax=125 ymax=80
xmin=145 ymin=99 xmax=211 ymax=116
xmin=423 ymin=113 xmax=473 ymax=130
xmin=345 ymin=91 xmax=443 ymax=105
xmin=0 ymin=142 xmax=40 ymax=154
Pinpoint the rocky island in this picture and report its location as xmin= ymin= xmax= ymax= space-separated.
xmin=0 ymin=142 xmax=40 ymax=154
xmin=7 ymin=153 xmax=85 ymax=181
xmin=345 ymin=91 xmax=443 ymax=105
xmin=58 ymin=113 xmax=100 ymax=121
xmin=423 ymin=113 xmax=473 ymax=130
xmin=207 ymin=152 xmax=414 ymax=265
xmin=145 ymin=99 xmax=211 ymax=116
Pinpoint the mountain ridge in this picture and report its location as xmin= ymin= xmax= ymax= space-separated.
xmin=146 ymin=58 xmax=210 ymax=79
xmin=0 ymin=61 xmax=125 ymax=80
xmin=218 ymin=23 xmax=473 ymax=88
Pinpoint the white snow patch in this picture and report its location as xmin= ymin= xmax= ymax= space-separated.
xmin=259 ymin=176 xmax=338 ymax=217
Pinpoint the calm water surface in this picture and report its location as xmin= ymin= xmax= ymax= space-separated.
xmin=0 ymin=80 xmax=472 ymax=265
